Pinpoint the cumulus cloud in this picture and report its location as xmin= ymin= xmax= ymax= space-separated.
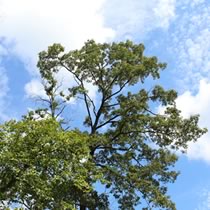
xmin=0 ymin=0 xmax=116 ymax=102
xmin=0 ymin=0 xmax=115 ymax=74
xmin=176 ymin=79 xmax=210 ymax=163
xmin=103 ymin=0 xmax=176 ymax=40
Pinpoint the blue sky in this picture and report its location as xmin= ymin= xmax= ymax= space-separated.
xmin=0 ymin=0 xmax=210 ymax=209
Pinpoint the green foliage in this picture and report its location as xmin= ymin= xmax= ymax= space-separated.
xmin=0 ymin=40 xmax=207 ymax=209
xmin=0 ymin=118 xmax=104 ymax=209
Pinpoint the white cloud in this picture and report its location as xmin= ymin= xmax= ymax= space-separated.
xmin=170 ymin=1 xmax=210 ymax=90
xmin=103 ymin=0 xmax=176 ymax=40
xmin=0 ymin=0 xmax=116 ymax=102
xmin=83 ymin=82 xmax=98 ymax=103
xmin=25 ymin=69 xmax=98 ymax=105
xmin=176 ymin=79 xmax=210 ymax=163
xmin=48 ymin=69 xmax=98 ymax=103
xmin=24 ymin=79 xmax=46 ymax=99
xmin=153 ymin=0 xmax=176 ymax=28
xmin=0 ymin=0 xmax=115 ymax=74
xmin=164 ymin=0 xmax=210 ymax=164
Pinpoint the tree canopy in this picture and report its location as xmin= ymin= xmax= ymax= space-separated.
xmin=0 ymin=118 xmax=106 ymax=209
xmin=0 ymin=40 xmax=206 ymax=210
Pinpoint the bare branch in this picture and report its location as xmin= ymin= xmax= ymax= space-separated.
xmin=104 ymin=103 xmax=120 ymax=108
xmin=96 ymin=114 xmax=120 ymax=130
xmin=55 ymin=105 xmax=66 ymax=119
xmin=143 ymin=107 xmax=159 ymax=116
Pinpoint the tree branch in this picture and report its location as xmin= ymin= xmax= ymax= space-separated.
xmin=55 ymin=105 xmax=66 ymax=119
xmin=105 ymin=80 xmax=130 ymax=101
xmin=104 ymin=103 xmax=120 ymax=108
xmin=61 ymin=63 xmax=94 ymax=128
xmin=96 ymin=114 xmax=120 ymax=130
xmin=91 ymin=94 xmax=106 ymax=134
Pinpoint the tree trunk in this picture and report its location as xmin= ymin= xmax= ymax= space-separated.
xmin=80 ymin=205 xmax=86 ymax=210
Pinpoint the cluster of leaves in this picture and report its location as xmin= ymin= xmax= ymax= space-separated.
xmin=0 ymin=40 xmax=207 ymax=210
xmin=0 ymin=118 xmax=107 ymax=209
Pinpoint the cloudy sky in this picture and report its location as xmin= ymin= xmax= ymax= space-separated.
xmin=0 ymin=0 xmax=210 ymax=209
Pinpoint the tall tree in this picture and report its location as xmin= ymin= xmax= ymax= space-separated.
xmin=0 ymin=40 xmax=206 ymax=210
xmin=37 ymin=40 xmax=206 ymax=209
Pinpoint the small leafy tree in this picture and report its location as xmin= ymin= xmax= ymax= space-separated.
xmin=0 ymin=40 xmax=206 ymax=210
xmin=0 ymin=117 xmax=106 ymax=209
